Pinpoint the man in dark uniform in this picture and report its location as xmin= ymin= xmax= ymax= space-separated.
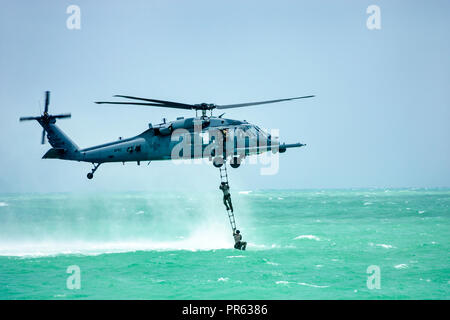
xmin=233 ymin=230 xmax=247 ymax=250
xmin=219 ymin=182 xmax=233 ymax=212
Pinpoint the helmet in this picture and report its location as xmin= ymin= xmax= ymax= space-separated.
xmin=236 ymin=230 xmax=240 ymax=234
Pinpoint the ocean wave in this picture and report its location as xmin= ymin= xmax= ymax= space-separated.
xmin=0 ymin=238 xmax=233 ymax=257
xmin=263 ymin=258 xmax=279 ymax=266
xmin=294 ymin=235 xmax=321 ymax=241
xmin=217 ymin=277 xmax=229 ymax=282
xmin=298 ymin=282 xmax=329 ymax=288
xmin=275 ymin=281 xmax=328 ymax=288
xmin=0 ymin=239 xmax=286 ymax=257
xmin=394 ymin=264 xmax=408 ymax=269
xmin=0 ymin=202 xmax=8 ymax=207
xmin=369 ymin=243 xmax=395 ymax=249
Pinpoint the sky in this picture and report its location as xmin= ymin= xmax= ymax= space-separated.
xmin=0 ymin=0 xmax=449 ymax=193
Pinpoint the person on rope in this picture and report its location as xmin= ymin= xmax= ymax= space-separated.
xmin=233 ymin=230 xmax=247 ymax=250
xmin=220 ymin=181 xmax=234 ymax=212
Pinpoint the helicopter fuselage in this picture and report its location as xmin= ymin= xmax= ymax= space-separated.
xmin=53 ymin=116 xmax=283 ymax=164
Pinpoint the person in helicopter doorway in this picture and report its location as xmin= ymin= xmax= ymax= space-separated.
xmin=220 ymin=182 xmax=233 ymax=212
xmin=233 ymin=230 xmax=247 ymax=250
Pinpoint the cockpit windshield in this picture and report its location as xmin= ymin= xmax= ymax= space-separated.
xmin=234 ymin=124 xmax=269 ymax=140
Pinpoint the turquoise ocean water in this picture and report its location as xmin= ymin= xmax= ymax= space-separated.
xmin=0 ymin=189 xmax=448 ymax=299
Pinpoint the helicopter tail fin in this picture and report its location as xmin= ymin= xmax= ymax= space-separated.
xmin=39 ymin=122 xmax=79 ymax=160
xmin=41 ymin=122 xmax=78 ymax=151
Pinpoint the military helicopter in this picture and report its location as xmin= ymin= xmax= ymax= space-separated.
xmin=20 ymin=91 xmax=313 ymax=179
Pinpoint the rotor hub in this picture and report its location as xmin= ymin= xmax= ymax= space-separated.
xmin=194 ymin=103 xmax=216 ymax=110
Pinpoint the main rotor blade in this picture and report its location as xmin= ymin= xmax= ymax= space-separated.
xmin=20 ymin=116 xmax=42 ymax=121
xmin=44 ymin=91 xmax=50 ymax=113
xmin=216 ymin=95 xmax=315 ymax=109
xmin=41 ymin=129 xmax=46 ymax=144
xmin=95 ymin=101 xmax=194 ymax=110
xmin=113 ymin=95 xmax=195 ymax=109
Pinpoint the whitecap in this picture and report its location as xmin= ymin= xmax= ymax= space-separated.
xmin=418 ymin=210 xmax=425 ymax=214
xmin=363 ymin=202 xmax=372 ymax=206
xmin=238 ymin=191 xmax=252 ymax=195
xmin=226 ymin=255 xmax=246 ymax=259
xmin=376 ymin=244 xmax=394 ymax=249
xmin=277 ymin=197 xmax=284 ymax=200
xmin=217 ymin=277 xmax=229 ymax=282
xmin=263 ymin=258 xmax=279 ymax=266
xmin=294 ymin=235 xmax=320 ymax=241
xmin=297 ymin=282 xmax=329 ymax=288
xmin=0 ymin=202 xmax=8 ymax=207
xmin=394 ymin=264 xmax=408 ymax=269
xmin=150 ymin=279 xmax=165 ymax=283
xmin=135 ymin=210 xmax=144 ymax=215
xmin=275 ymin=281 xmax=290 ymax=285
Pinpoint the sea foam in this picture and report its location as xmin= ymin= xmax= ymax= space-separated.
xmin=294 ymin=235 xmax=321 ymax=241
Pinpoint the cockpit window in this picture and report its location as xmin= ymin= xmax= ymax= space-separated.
xmin=235 ymin=125 xmax=258 ymax=138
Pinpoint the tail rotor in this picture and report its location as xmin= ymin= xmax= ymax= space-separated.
xmin=20 ymin=91 xmax=71 ymax=144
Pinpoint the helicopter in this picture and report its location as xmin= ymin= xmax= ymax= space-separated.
xmin=20 ymin=91 xmax=314 ymax=179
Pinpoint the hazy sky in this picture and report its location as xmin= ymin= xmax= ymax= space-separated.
xmin=0 ymin=0 xmax=449 ymax=193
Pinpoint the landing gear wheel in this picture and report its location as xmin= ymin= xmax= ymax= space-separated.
xmin=87 ymin=163 xmax=101 ymax=180
xmin=213 ymin=157 xmax=224 ymax=168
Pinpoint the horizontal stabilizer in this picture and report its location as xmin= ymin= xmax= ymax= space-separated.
xmin=42 ymin=148 xmax=66 ymax=159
